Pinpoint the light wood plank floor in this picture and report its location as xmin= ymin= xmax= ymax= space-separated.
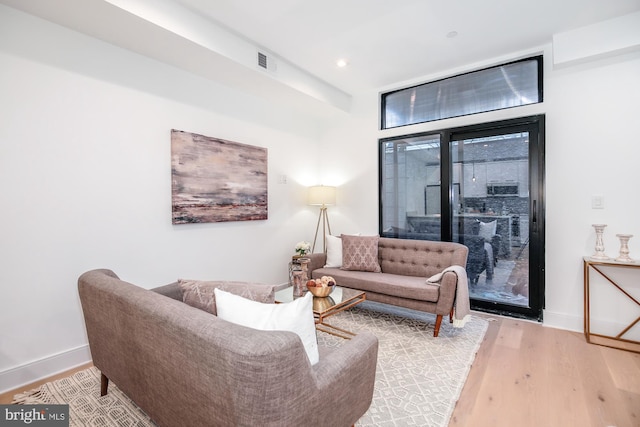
xmin=451 ymin=314 xmax=640 ymax=427
xmin=2 ymin=316 xmax=639 ymax=426
xmin=0 ymin=362 xmax=93 ymax=404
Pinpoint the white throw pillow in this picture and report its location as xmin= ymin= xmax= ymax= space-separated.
xmin=214 ymin=289 xmax=319 ymax=365
xmin=324 ymin=233 xmax=361 ymax=267
xmin=478 ymin=220 xmax=497 ymax=242
xmin=324 ymin=235 xmax=343 ymax=267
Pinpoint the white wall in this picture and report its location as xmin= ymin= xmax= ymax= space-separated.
xmin=2 ymin=4 xmax=639 ymax=393
xmin=0 ymin=6 xmax=329 ymax=392
xmin=543 ymin=50 xmax=640 ymax=331
xmin=324 ymin=45 xmax=640 ymax=334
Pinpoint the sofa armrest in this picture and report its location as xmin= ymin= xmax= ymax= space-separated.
xmin=434 ymin=270 xmax=458 ymax=315
xmin=312 ymin=331 xmax=378 ymax=426
xmin=151 ymin=281 xmax=182 ymax=301
xmin=306 ymin=252 xmax=327 ymax=273
xmin=313 ymin=331 xmax=378 ymax=382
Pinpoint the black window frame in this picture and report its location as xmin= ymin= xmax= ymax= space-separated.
xmin=381 ymin=56 xmax=543 ymax=130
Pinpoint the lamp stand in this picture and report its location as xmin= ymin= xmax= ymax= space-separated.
xmin=312 ymin=205 xmax=332 ymax=253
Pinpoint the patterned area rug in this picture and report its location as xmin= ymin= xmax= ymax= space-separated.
xmin=13 ymin=302 xmax=487 ymax=427
xmin=12 ymin=367 xmax=154 ymax=426
xmin=319 ymin=302 xmax=487 ymax=426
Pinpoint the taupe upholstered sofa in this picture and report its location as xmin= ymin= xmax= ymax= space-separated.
xmin=78 ymin=269 xmax=378 ymax=427
xmin=307 ymin=237 xmax=468 ymax=337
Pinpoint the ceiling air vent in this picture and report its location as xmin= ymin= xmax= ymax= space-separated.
xmin=257 ymin=51 xmax=268 ymax=69
xmin=256 ymin=50 xmax=276 ymax=73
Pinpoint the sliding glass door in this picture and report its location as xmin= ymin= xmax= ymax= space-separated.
xmin=380 ymin=116 xmax=545 ymax=320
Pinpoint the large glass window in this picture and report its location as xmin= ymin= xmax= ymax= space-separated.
xmin=380 ymin=134 xmax=442 ymax=239
xmin=381 ymin=56 xmax=542 ymax=129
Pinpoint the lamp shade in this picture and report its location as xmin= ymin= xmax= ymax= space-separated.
xmin=308 ymin=185 xmax=336 ymax=206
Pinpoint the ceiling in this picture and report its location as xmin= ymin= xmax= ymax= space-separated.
xmin=2 ymin=0 xmax=640 ymax=112
xmin=171 ymin=0 xmax=640 ymax=93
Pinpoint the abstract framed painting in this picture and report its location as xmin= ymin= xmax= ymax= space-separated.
xmin=171 ymin=129 xmax=268 ymax=224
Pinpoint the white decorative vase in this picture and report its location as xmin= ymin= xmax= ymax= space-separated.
xmin=591 ymin=224 xmax=609 ymax=260
xmin=615 ymin=234 xmax=634 ymax=263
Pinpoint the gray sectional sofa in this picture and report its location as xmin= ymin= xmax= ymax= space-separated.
xmin=78 ymin=269 xmax=378 ymax=427
xmin=307 ymin=237 xmax=469 ymax=337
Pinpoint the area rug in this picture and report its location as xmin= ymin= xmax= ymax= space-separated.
xmin=13 ymin=302 xmax=487 ymax=427
xmin=319 ymin=302 xmax=488 ymax=426
xmin=12 ymin=367 xmax=154 ymax=426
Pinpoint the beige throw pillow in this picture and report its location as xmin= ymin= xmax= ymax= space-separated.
xmin=341 ymin=234 xmax=381 ymax=272
xmin=179 ymin=279 xmax=276 ymax=315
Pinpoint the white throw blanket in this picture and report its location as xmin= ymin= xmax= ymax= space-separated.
xmin=426 ymin=265 xmax=470 ymax=328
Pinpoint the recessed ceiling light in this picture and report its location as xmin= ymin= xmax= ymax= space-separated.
xmin=446 ymin=31 xmax=458 ymax=39
xmin=336 ymin=59 xmax=348 ymax=68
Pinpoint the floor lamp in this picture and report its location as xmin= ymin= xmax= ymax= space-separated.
xmin=309 ymin=185 xmax=336 ymax=253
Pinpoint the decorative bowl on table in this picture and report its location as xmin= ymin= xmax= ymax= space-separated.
xmin=306 ymin=276 xmax=336 ymax=297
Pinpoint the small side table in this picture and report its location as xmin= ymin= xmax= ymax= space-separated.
xmin=289 ymin=256 xmax=310 ymax=296
xmin=583 ymin=257 xmax=640 ymax=353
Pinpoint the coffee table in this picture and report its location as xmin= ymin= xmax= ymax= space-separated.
xmin=275 ymin=286 xmax=366 ymax=339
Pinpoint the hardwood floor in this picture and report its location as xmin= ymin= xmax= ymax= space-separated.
xmin=451 ymin=314 xmax=640 ymax=427
xmin=2 ymin=317 xmax=638 ymax=426
xmin=0 ymin=362 xmax=92 ymax=404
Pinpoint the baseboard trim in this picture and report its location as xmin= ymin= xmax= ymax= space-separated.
xmin=0 ymin=345 xmax=91 ymax=394
xmin=542 ymin=310 xmax=583 ymax=333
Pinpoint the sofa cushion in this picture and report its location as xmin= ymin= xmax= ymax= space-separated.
xmin=325 ymin=235 xmax=343 ymax=267
xmin=341 ymin=234 xmax=381 ymax=273
xmin=312 ymin=267 xmax=440 ymax=303
xmin=179 ymin=279 xmax=276 ymax=315
xmin=214 ymin=289 xmax=319 ymax=365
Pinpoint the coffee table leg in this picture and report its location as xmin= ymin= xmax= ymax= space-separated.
xmin=316 ymin=321 xmax=356 ymax=339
